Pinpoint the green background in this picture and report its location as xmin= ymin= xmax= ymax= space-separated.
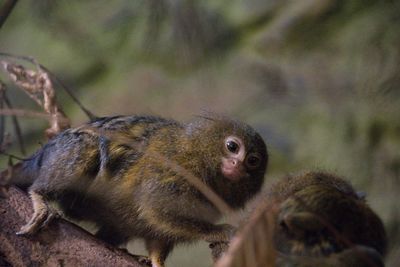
xmin=1 ymin=0 xmax=399 ymax=266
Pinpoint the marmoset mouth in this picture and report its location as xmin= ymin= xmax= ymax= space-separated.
xmin=221 ymin=159 xmax=247 ymax=182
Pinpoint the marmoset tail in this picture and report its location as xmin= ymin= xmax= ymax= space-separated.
xmin=1 ymin=114 xmax=268 ymax=267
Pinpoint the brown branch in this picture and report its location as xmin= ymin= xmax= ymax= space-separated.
xmin=1 ymin=61 xmax=44 ymax=106
xmin=0 ymin=82 xmax=26 ymax=155
xmin=3 ymin=94 xmax=26 ymax=155
xmin=214 ymin=201 xmax=277 ymax=267
xmin=39 ymin=71 xmax=70 ymax=138
xmin=44 ymin=67 xmax=97 ymax=121
xmin=0 ymin=60 xmax=71 ymax=139
xmin=0 ymin=187 xmax=143 ymax=267
xmin=0 ymin=52 xmax=97 ymax=121
xmin=0 ymin=0 xmax=18 ymax=30
xmin=0 ymin=108 xmax=51 ymax=119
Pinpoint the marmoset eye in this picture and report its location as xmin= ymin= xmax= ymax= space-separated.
xmin=245 ymin=153 xmax=261 ymax=168
xmin=226 ymin=140 xmax=239 ymax=154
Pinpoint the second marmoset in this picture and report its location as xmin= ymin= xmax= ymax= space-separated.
xmin=2 ymin=114 xmax=268 ymax=267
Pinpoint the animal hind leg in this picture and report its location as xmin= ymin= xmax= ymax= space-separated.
xmin=145 ymin=239 xmax=173 ymax=267
xmin=17 ymin=190 xmax=58 ymax=235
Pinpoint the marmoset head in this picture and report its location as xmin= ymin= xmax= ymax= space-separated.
xmin=221 ymin=134 xmax=265 ymax=182
xmin=185 ymin=114 xmax=268 ymax=208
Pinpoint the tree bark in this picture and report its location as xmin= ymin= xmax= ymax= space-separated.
xmin=0 ymin=186 xmax=143 ymax=267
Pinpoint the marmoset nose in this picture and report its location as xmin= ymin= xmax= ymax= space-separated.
xmin=230 ymin=158 xmax=239 ymax=166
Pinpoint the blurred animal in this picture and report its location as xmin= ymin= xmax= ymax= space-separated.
xmin=269 ymin=172 xmax=387 ymax=266
xmin=276 ymin=245 xmax=384 ymax=267
xmin=211 ymin=172 xmax=387 ymax=267
xmin=1 ymin=114 xmax=268 ymax=267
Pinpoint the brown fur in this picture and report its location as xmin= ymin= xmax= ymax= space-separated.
xmin=266 ymin=172 xmax=387 ymax=264
xmin=4 ymin=115 xmax=268 ymax=267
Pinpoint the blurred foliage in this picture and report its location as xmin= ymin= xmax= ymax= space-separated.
xmin=1 ymin=0 xmax=400 ymax=266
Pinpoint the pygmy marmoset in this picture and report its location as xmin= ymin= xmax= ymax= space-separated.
xmin=211 ymin=172 xmax=387 ymax=267
xmin=269 ymin=172 xmax=387 ymax=266
xmin=1 ymin=114 xmax=268 ymax=267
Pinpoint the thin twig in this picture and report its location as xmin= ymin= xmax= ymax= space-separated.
xmin=0 ymin=52 xmax=97 ymax=120
xmin=1 ymin=59 xmax=71 ymax=138
xmin=43 ymin=67 xmax=97 ymax=121
xmin=0 ymin=108 xmax=51 ymax=119
xmin=0 ymin=61 xmax=43 ymax=106
xmin=0 ymin=150 xmax=24 ymax=160
xmin=216 ymin=201 xmax=277 ymax=267
xmin=0 ymin=0 xmax=18 ymax=30
xmin=157 ymin=153 xmax=236 ymax=216
xmin=3 ymin=91 xmax=26 ymax=154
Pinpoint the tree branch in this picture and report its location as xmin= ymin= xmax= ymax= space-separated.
xmin=0 ymin=0 xmax=18 ymax=30
xmin=0 ymin=186 xmax=143 ymax=267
